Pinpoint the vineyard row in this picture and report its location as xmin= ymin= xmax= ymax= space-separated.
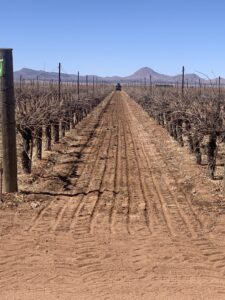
xmin=125 ymin=85 xmax=225 ymax=181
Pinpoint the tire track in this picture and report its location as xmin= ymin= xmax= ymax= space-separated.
xmin=126 ymin=94 xmax=225 ymax=276
xmin=146 ymin=139 xmax=204 ymax=235
xmin=140 ymin=139 xmax=196 ymax=237
xmin=69 ymin=98 xmax=116 ymax=234
xmin=26 ymin=201 xmax=54 ymax=232
xmin=109 ymin=100 xmax=130 ymax=234
xmin=124 ymin=96 xmax=199 ymax=237
xmin=88 ymin=126 xmax=115 ymax=233
xmin=122 ymin=102 xmax=174 ymax=236
xmin=117 ymin=103 xmax=131 ymax=235
xmin=91 ymin=94 xmax=126 ymax=233
xmin=128 ymin=96 xmax=204 ymax=233
xmin=120 ymin=99 xmax=152 ymax=235
xmin=71 ymin=93 xmax=114 ymax=191
xmin=27 ymin=94 xmax=113 ymax=233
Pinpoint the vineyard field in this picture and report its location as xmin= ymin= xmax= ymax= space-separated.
xmin=0 ymin=91 xmax=225 ymax=299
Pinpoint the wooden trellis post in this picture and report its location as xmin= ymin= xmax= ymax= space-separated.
xmin=77 ymin=71 xmax=80 ymax=100
xmin=182 ymin=66 xmax=185 ymax=98
xmin=0 ymin=48 xmax=18 ymax=194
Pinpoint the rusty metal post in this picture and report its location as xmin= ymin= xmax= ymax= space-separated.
xmin=0 ymin=49 xmax=18 ymax=193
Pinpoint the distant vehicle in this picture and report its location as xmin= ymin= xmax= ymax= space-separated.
xmin=115 ymin=83 xmax=122 ymax=91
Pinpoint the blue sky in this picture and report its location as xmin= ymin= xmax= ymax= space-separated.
xmin=2 ymin=0 xmax=225 ymax=77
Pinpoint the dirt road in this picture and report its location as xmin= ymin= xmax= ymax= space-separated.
xmin=1 ymin=91 xmax=225 ymax=299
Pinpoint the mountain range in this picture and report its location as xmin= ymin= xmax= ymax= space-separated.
xmin=14 ymin=67 xmax=225 ymax=85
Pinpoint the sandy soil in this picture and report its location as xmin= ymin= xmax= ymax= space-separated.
xmin=1 ymin=91 xmax=225 ymax=299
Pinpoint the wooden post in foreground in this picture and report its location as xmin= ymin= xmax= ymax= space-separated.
xmin=0 ymin=48 xmax=18 ymax=193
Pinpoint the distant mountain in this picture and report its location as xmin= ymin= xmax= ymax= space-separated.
xmin=126 ymin=67 xmax=160 ymax=80
xmin=125 ymin=67 xmax=205 ymax=84
xmin=14 ymin=68 xmax=99 ymax=82
xmin=14 ymin=67 xmax=224 ymax=85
